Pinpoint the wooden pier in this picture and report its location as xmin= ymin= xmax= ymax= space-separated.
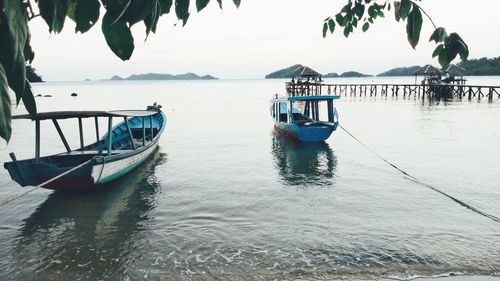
xmin=286 ymin=82 xmax=500 ymax=102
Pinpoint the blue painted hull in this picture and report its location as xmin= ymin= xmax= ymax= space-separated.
xmin=274 ymin=122 xmax=337 ymax=142
xmin=4 ymin=110 xmax=166 ymax=191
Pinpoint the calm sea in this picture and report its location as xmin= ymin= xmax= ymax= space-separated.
xmin=0 ymin=77 xmax=499 ymax=280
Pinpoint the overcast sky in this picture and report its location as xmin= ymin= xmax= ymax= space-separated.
xmin=28 ymin=0 xmax=500 ymax=81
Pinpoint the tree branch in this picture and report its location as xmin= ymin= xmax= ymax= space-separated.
xmin=411 ymin=1 xmax=437 ymax=29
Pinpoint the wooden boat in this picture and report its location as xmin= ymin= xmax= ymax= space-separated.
xmin=270 ymin=95 xmax=340 ymax=142
xmin=3 ymin=104 xmax=166 ymax=190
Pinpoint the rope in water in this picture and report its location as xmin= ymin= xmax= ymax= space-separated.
xmin=0 ymin=159 xmax=94 ymax=208
xmin=339 ymin=124 xmax=500 ymax=224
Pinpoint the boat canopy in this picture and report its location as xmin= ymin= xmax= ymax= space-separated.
xmin=288 ymin=95 xmax=340 ymax=101
xmin=13 ymin=110 xmax=159 ymax=120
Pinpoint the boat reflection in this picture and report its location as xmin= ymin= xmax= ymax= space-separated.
xmin=271 ymin=130 xmax=337 ymax=188
xmin=12 ymin=150 xmax=167 ymax=279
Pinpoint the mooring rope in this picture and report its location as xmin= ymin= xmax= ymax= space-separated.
xmin=339 ymin=123 xmax=500 ymax=224
xmin=0 ymin=159 xmax=94 ymax=208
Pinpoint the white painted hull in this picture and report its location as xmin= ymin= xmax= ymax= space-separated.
xmin=91 ymin=141 xmax=159 ymax=184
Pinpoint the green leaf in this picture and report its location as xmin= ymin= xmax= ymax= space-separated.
xmin=354 ymin=2 xmax=364 ymax=18
xmin=429 ymin=27 xmax=447 ymax=43
xmin=452 ymin=32 xmax=469 ymax=60
xmin=101 ymin=11 xmax=135 ymax=60
xmin=399 ymin=0 xmax=411 ymax=20
xmin=368 ymin=5 xmax=376 ymax=18
xmin=1 ymin=0 xmax=28 ymax=103
xmin=196 ymin=0 xmax=209 ymax=11
xmin=67 ymin=0 xmax=77 ymax=20
xmin=322 ymin=22 xmax=328 ymax=38
xmin=341 ymin=2 xmax=352 ymax=13
xmin=175 ymin=0 xmax=190 ymax=26
xmin=406 ymin=6 xmax=422 ymax=49
xmin=432 ymin=44 xmax=444 ymax=58
xmin=233 ymin=0 xmax=241 ymax=8
xmin=394 ymin=1 xmax=401 ymax=21
xmin=343 ymin=25 xmax=351 ymax=38
xmin=22 ymin=80 xmax=36 ymax=118
xmin=438 ymin=46 xmax=448 ymax=67
xmin=335 ymin=14 xmax=345 ymax=27
xmin=352 ymin=17 xmax=358 ymax=27
xmin=362 ymin=22 xmax=369 ymax=32
xmin=145 ymin=0 xmax=161 ymax=35
xmin=216 ymin=0 xmax=222 ymax=9
xmin=38 ymin=0 xmax=69 ymax=33
xmin=120 ymin=0 xmax=152 ymax=27
xmin=0 ymin=64 xmax=12 ymax=142
xmin=24 ymin=30 xmax=35 ymax=64
xmin=328 ymin=18 xmax=335 ymax=33
xmin=159 ymin=0 xmax=173 ymax=14
xmin=74 ymin=0 xmax=100 ymax=33
xmin=444 ymin=33 xmax=469 ymax=64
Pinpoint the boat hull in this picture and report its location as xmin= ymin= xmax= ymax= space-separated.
xmin=92 ymin=141 xmax=159 ymax=184
xmin=274 ymin=122 xmax=336 ymax=142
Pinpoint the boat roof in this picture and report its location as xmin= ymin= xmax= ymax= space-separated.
xmin=287 ymin=95 xmax=340 ymax=101
xmin=13 ymin=110 xmax=160 ymax=120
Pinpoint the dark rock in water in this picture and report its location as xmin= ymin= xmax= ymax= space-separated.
xmin=71 ymin=93 xmax=78 ymax=97
xmin=35 ymin=94 xmax=42 ymax=97
xmin=44 ymin=94 xmax=52 ymax=97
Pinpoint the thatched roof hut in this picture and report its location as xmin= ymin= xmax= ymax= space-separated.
xmin=293 ymin=66 xmax=322 ymax=79
xmin=412 ymin=64 xmax=442 ymax=76
xmin=445 ymin=64 xmax=465 ymax=75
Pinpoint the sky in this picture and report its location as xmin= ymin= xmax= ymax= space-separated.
xmin=28 ymin=0 xmax=500 ymax=81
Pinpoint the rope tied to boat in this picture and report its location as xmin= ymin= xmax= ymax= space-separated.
xmin=339 ymin=123 xmax=500 ymax=224
xmin=0 ymin=159 xmax=94 ymax=208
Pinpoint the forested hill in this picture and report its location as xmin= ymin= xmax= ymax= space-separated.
xmin=459 ymin=57 xmax=500 ymax=75
xmin=110 ymin=73 xmax=218 ymax=80
xmin=265 ymin=64 xmax=303 ymax=79
xmin=377 ymin=66 xmax=421 ymax=76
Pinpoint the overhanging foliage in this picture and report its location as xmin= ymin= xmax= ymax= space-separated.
xmin=0 ymin=0 xmax=468 ymax=142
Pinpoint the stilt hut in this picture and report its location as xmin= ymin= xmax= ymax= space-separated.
xmin=413 ymin=64 xmax=442 ymax=85
xmin=288 ymin=66 xmax=323 ymax=96
xmin=293 ymin=66 xmax=322 ymax=83
xmin=444 ymin=64 xmax=466 ymax=85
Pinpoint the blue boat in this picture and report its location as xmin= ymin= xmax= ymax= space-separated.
xmin=4 ymin=104 xmax=166 ymax=191
xmin=270 ymin=94 xmax=340 ymax=142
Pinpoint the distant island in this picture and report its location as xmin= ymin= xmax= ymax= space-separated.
xmin=377 ymin=66 xmax=421 ymax=77
xmin=323 ymin=72 xmax=339 ymax=78
xmin=265 ymin=64 xmax=371 ymax=79
xmin=265 ymin=64 xmax=303 ymax=79
xmin=110 ymin=72 xmax=218 ymax=80
xmin=266 ymin=57 xmax=500 ymax=79
xmin=339 ymin=71 xmax=371 ymax=78
xmin=377 ymin=57 xmax=500 ymax=76
xmin=459 ymin=57 xmax=500 ymax=76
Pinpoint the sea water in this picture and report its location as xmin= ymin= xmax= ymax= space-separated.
xmin=0 ymin=77 xmax=499 ymax=280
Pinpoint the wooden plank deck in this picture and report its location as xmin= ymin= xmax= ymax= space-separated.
xmin=285 ymin=82 xmax=500 ymax=102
